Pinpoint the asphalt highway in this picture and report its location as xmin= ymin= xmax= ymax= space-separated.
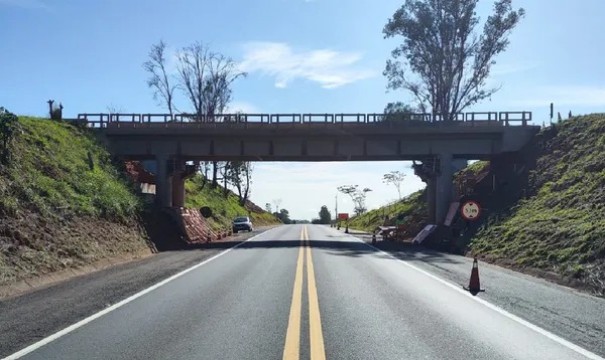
xmin=4 ymin=225 xmax=603 ymax=360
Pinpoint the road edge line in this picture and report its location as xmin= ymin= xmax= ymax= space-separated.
xmin=3 ymin=227 xmax=279 ymax=360
xmin=348 ymin=235 xmax=605 ymax=360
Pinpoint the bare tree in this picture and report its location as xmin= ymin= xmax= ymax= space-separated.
xmin=383 ymin=170 xmax=406 ymax=200
xmin=143 ymin=40 xmax=177 ymax=119
xmin=106 ymin=103 xmax=125 ymax=114
xmin=273 ymin=199 xmax=283 ymax=213
xmin=176 ymin=41 xmax=246 ymax=187
xmin=229 ymin=161 xmax=253 ymax=205
xmin=176 ymin=41 xmax=246 ymax=121
xmin=337 ymin=185 xmax=373 ymax=216
xmin=383 ymin=0 xmax=525 ymax=121
xmin=219 ymin=162 xmax=230 ymax=197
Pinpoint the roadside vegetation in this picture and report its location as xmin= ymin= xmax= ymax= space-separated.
xmin=0 ymin=115 xmax=150 ymax=289
xmin=185 ymin=174 xmax=279 ymax=230
xmin=348 ymin=190 xmax=427 ymax=237
xmin=470 ymin=114 xmax=605 ymax=295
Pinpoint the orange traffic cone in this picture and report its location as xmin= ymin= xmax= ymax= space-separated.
xmin=463 ymin=257 xmax=485 ymax=295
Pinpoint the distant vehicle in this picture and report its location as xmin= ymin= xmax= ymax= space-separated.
xmin=232 ymin=216 xmax=253 ymax=233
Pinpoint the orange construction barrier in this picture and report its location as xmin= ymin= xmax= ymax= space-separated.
xmin=463 ymin=257 xmax=485 ymax=295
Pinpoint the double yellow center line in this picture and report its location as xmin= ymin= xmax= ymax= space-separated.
xmin=283 ymin=226 xmax=326 ymax=360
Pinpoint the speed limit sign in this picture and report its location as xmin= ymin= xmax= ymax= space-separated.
xmin=461 ymin=200 xmax=481 ymax=221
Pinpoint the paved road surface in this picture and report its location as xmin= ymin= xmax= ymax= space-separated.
xmin=4 ymin=225 xmax=603 ymax=360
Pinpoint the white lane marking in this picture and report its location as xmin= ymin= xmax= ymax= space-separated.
xmin=347 ymin=234 xmax=605 ymax=360
xmin=3 ymin=227 xmax=280 ymax=360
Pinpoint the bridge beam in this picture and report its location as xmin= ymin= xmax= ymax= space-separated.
xmin=155 ymin=154 xmax=172 ymax=208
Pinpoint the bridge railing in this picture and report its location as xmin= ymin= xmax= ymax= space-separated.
xmin=76 ymin=111 xmax=532 ymax=128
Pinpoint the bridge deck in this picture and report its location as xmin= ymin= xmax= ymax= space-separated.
xmin=76 ymin=111 xmax=533 ymax=129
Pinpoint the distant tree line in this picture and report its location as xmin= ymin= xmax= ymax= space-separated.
xmin=273 ymin=208 xmax=292 ymax=224
xmin=311 ymin=205 xmax=332 ymax=224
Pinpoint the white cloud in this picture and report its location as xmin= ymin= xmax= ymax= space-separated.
xmin=239 ymin=42 xmax=376 ymax=89
xmin=491 ymin=61 xmax=538 ymax=77
xmin=511 ymin=85 xmax=605 ymax=107
xmin=0 ymin=0 xmax=49 ymax=9
xmin=484 ymin=61 xmax=539 ymax=90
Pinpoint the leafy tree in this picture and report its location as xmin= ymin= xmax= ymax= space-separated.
xmin=318 ymin=205 xmax=332 ymax=224
xmin=265 ymin=203 xmax=272 ymax=213
xmin=383 ymin=170 xmax=406 ymax=199
xmin=337 ymin=185 xmax=372 ymax=216
xmin=273 ymin=208 xmax=291 ymax=224
xmin=383 ymin=0 xmax=525 ymax=120
xmin=384 ymin=102 xmax=416 ymax=121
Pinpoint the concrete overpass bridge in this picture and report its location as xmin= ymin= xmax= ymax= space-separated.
xmin=78 ymin=111 xmax=539 ymax=224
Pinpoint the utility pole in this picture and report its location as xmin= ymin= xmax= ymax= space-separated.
xmin=335 ymin=195 xmax=338 ymax=217
xmin=335 ymin=194 xmax=338 ymax=227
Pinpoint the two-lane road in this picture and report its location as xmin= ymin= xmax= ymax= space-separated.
xmin=5 ymin=225 xmax=603 ymax=359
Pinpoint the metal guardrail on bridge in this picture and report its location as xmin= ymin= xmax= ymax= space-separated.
xmin=76 ymin=111 xmax=532 ymax=129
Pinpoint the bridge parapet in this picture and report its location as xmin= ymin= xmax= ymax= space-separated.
xmin=76 ymin=111 xmax=532 ymax=129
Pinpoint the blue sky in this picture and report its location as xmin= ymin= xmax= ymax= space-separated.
xmin=2 ymin=0 xmax=605 ymax=220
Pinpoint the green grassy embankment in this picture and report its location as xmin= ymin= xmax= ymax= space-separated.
xmin=185 ymin=175 xmax=279 ymax=230
xmin=0 ymin=117 xmax=151 ymax=288
xmin=470 ymin=115 xmax=605 ymax=294
xmin=348 ymin=190 xmax=427 ymax=237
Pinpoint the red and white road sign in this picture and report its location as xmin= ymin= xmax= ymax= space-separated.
xmin=461 ymin=200 xmax=481 ymax=221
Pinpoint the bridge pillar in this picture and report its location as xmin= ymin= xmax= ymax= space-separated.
xmin=172 ymin=159 xmax=186 ymax=208
xmin=155 ymin=154 xmax=172 ymax=208
xmin=435 ymin=153 xmax=454 ymax=225
xmin=427 ymin=178 xmax=437 ymax=223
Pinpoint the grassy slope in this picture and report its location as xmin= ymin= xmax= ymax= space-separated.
xmin=0 ymin=117 xmax=150 ymax=286
xmin=0 ymin=117 xmax=279 ymax=288
xmin=185 ymin=175 xmax=279 ymax=230
xmin=471 ymin=115 xmax=605 ymax=293
xmin=348 ymin=190 xmax=427 ymax=237
xmin=348 ymin=115 xmax=605 ymax=294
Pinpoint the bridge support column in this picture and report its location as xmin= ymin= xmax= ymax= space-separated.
xmin=155 ymin=154 xmax=172 ymax=208
xmin=427 ymin=178 xmax=437 ymax=224
xmin=435 ymin=153 xmax=454 ymax=225
xmin=172 ymin=159 xmax=186 ymax=208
